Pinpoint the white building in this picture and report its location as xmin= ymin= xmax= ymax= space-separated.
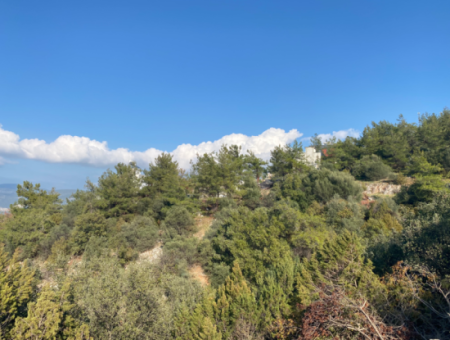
xmin=304 ymin=147 xmax=321 ymax=168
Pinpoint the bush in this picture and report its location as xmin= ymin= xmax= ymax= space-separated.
xmin=163 ymin=205 xmax=195 ymax=238
xmin=351 ymin=155 xmax=392 ymax=181
xmin=406 ymin=153 xmax=442 ymax=177
xmin=239 ymin=174 xmax=261 ymax=209
xmin=109 ymin=216 xmax=159 ymax=253
xmin=325 ymin=195 xmax=365 ymax=235
xmin=70 ymin=212 xmax=107 ymax=254
xmin=278 ymin=173 xmax=309 ymax=210
xmin=302 ymin=169 xmax=363 ymax=203
xmin=395 ymin=175 xmax=449 ymax=205
xmin=160 ymin=236 xmax=199 ymax=276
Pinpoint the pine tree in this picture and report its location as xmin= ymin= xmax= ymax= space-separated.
xmin=12 ymin=282 xmax=92 ymax=340
xmin=296 ymin=231 xmax=383 ymax=306
xmin=198 ymin=318 xmax=222 ymax=340
xmin=178 ymin=263 xmax=259 ymax=340
xmin=0 ymin=246 xmax=35 ymax=338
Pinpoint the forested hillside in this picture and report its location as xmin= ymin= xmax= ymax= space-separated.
xmin=1 ymin=110 xmax=450 ymax=340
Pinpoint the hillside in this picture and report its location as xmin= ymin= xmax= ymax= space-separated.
xmin=0 ymin=112 xmax=450 ymax=339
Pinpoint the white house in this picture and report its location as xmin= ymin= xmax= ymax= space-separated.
xmin=304 ymin=146 xmax=321 ymax=168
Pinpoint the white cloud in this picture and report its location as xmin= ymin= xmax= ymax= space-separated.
xmin=0 ymin=125 xmax=302 ymax=170
xmin=304 ymin=128 xmax=360 ymax=144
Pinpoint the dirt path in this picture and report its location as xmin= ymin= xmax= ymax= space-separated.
xmin=193 ymin=215 xmax=214 ymax=239
xmin=189 ymin=264 xmax=209 ymax=286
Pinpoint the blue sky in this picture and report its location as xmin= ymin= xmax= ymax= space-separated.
xmin=0 ymin=0 xmax=449 ymax=190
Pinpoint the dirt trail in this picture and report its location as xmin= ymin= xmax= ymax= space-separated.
xmin=190 ymin=215 xmax=214 ymax=286
xmin=189 ymin=264 xmax=209 ymax=287
xmin=138 ymin=242 xmax=163 ymax=263
xmin=193 ymin=215 xmax=214 ymax=239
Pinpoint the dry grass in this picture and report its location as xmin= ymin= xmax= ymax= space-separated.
xmin=193 ymin=215 xmax=214 ymax=239
xmin=189 ymin=264 xmax=209 ymax=287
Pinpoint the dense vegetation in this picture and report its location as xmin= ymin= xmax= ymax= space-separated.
xmin=1 ymin=110 xmax=450 ymax=339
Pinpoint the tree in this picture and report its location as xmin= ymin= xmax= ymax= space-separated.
xmin=142 ymin=153 xmax=187 ymax=218
xmin=96 ymin=162 xmax=142 ymax=219
xmin=192 ymin=145 xmax=245 ymax=199
xmin=244 ymin=151 xmax=267 ymax=181
xmin=406 ymin=152 xmax=443 ymax=177
xmin=296 ymin=231 xmax=383 ymax=307
xmin=0 ymin=246 xmax=35 ymax=338
xmin=73 ymin=256 xmax=202 ymax=340
xmin=395 ymin=175 xmax=449 ymax=205
xmin=269 ymin=141 xmax=308 ymax=178
xmin=178 ymin=263 xmax=259 ymax=340
xmin=13 ymin=181 xmax=62 ymax=213
xmin=209 ymin=207 xmax=292 ymax=283
xmin=1 ymin=182 xmax=64 ymax=259
xmin=13 ymin=283 xmax=92 ymax=340
xmin=358 ymin=116 xmax=418 ymax=171
xmin=70 ymin=212 xmax=107 ymax=254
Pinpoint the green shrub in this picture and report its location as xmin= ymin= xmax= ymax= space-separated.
xmin=163 ymin=205 xmax=195 ymax=238
xmin=110 ymin=216 xmax=159 ymax=253
xmin=395 ymin=175 xmax=449 ymax=205
xmin=325 ymin=195 xmax=365 ymax=235
xmin=351 ymin=155 xmax=392 ymax=181
xmin=70 ymin=212 xmax=107 ymax=254
xmin=302 ymin=169 xmax=363 ymax=203
xmin=406 ymin=153 xmax=443 ymax=177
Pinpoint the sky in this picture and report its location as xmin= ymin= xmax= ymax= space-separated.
xmin=0 ymin=0 xmax=449 ymax=190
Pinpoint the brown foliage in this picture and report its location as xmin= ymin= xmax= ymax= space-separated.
xmin=271 ymin=286 xmax=411 ymax=340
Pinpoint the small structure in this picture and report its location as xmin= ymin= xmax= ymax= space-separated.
xmin=304 ymin=147 xmax=321 ymax=168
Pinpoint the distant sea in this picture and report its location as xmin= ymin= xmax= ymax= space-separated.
xmin=0 ymin=184 xmax=76 ymax=212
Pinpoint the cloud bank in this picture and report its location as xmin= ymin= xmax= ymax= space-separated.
xmin=306 ymin=128 xmax=360 ymax=144
xmin=0 ymin=125 xmax=358 ymax=170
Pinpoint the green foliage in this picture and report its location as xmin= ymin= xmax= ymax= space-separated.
xmin=239 ymin=173 xmax=261 ymax=210
xmin=406 ymin=152 xmax=443 ymax=176
xmin=96 ymin=162 xmax=142 ymax=219
xmin=400 ymin=193 xmax=450 ymax=276
xmin=301 ymin=169 xmax=363 ymax=203
xmin=0 ymin=246 xmax=36 ymax=339
xmin=396 ymin=175 xmax=449 ymax=205
xmin=362 ymin=198 xmax=402 ymax=239
xmin=0 ymin=182 xmax=63 ymax=259
xmin=70 ymin=212 xmax=107 ymax=254
xmin=142 ymin=153 xmax=189 ymax=219
xmin=268 ymin=141 xmax=308 ymax=178
xmin=108 ymin=216 xmax=159 ymax=264
xmin=109 ymin=216 xmax=159 ymax=253
xmin=417 ymin=109 xmax=450 ymax=171
xmin=208 ymin=207 xmax=292 ymax=283
xmin=296 ymin=231 xmax=383 ymax=306
xmin=319 ymin=136 xmax=361 ymax=171
xmin=325 ymin=195 xmax=366 ymax=235
xmin=244 ymin=151 xmax=267 ymax=181
xmin=277 ymin=173 xmax=309 ymax=210
xmin=13 ymin=181 xmax=62 ymax=212
xmin=193 ymin=145 xmax=245 ymax=198
xmin=177 ymin=263 xmax=259 ymax=340
xmin=163 ymin=205 xmax=195 ymax=238
xmin=74 ymin=256 xmax=203 ymax=340
xmin=161 ymin=236 xmax=199 ymax=275
xmin=351 ymin=154 xmax=392 ymax=181
xmin=13 ymin=282 xmax=91 ymax=340
xmin=4 ymin=111 xmax=450 ymax=339
xmin=63 ymin=181 xmax=98 ymax=228
xmin=360 ymin=117 xmax=417 ymax=170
